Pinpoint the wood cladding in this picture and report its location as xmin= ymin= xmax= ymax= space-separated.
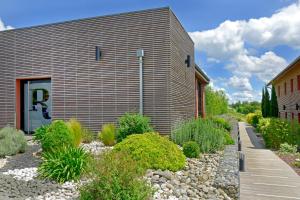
xmin=273 ymin=59 xmax=300 ymax=121
xmin=0 ymin=7 xmax=196 ymax=134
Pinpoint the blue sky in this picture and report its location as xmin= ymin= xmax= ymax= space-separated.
xmin=1 ymin=0 xmax=300 ymax=103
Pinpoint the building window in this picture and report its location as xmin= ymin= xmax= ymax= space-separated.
xmin=284 ymin=82 xmax=287 ymax=95
xmin=298 ymin=113 xmax=300 ymax=123
xmin=278 ymin=112 xmax=280 ymax=118
xmin=292 ymin=112 xmax=294 ymax=120
xmin=278 ymin=85 xmax=280 ymax=97
xmin=285 ymin=112 xmax=287 ymax=119
xmin=298 ymin=75 xmax=300 ymax=91
xmin=291 ymin=79 xmax=294 ymax=93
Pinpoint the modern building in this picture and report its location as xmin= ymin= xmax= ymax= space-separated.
xmin=268 ymin=56 xmax=300 ymax=122
xmin=0 ymin=7 xmax=209 ymax=134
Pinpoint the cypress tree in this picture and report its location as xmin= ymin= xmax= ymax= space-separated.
xmin=261 ymin=87 xmax=265 ymax=117
xmin=264 ymin=86 xmax=271 ymax=117
xmin=270 ymin=85 xmax=279 ymax=117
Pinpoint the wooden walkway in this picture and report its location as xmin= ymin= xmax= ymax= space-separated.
xmin=239 ymin=122 xmax=300 ymax=200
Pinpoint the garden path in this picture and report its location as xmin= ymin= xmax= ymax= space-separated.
xmin=239 ymin=122 xmax=300 ymax=200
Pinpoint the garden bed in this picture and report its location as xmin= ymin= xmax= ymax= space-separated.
xmin=277 ymin=153 xmax=300 ymax=176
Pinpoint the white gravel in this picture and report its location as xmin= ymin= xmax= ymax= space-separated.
xmin=81 ymin=141 xmax=113 ymax=155
xmin=3 ymin=167 xmax=38 ymax=181
xmin=0 ymin=158 xmax=7 ymax=169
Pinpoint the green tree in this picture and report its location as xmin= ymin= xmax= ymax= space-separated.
xmin=264 ymin=86 xmax=270 ymax=117
xmin=261 ymin=87 xmax=265 ymax=117
xmin=270 ymin=85 xmax=279 ymax=117
xmin=205 ymin=86 xmax=228 ymax=117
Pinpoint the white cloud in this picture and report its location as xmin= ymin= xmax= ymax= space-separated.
xmin=189 ymin=1 xmax=300 ymax=101
xmin=0 ymin=18 xmax=13 ymax=31
xmin=227 ymin=76 xmax=253 ymax=91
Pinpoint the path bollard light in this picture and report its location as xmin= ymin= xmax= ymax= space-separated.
xmin=239 ymin=152 xmax=245 ymax=172
xmin=238 ymin=140 xmax=242 ymax=151
xmin=238 ymin=134 xmax=240 ymax=142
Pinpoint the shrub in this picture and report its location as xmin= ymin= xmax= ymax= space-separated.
xmin=82 ymin=128 xmax=95 ymax=143
xmin=38 ymin=146 xmax=89 ymax=183
xmin=80 ymin=151 xmax=152 ymax=200
xmin=171 ymin=118 xmax=227 ymax=153
xmin=41 ymin=120 xmax=75 ymax=152
xmin=98 ymin=124 xmax=116 ymax=146
xmin=246 ymin=111 xmax=262 ymax=127
xmin=33 ymin=124 xmax=50 ymax=142
xmin=279 ymin=143 xmax=297 ymax=155
xmin=224 ymin=133 xmax=235 ymax=145
xmin=256 ymin=118 xmax=270 ymax=133
xmin=113 ymin=132 xmax=186 ymax=171
xmin=183 ymin=141 xmax=200 ymax=158
xmin=67 ymin=119 xmax=83 ymax=147
xmin=211 ymin=117 xmax=231 ymax=131
xmin=294 ymin=159 xmax=300 ymax=168
xmin=117 ymin=113 xmax=153 ymax=142
xmin=260 ymin=118 xmax=299 ymax=149
xmin=0 ymin=126 xmax=27 ymax=157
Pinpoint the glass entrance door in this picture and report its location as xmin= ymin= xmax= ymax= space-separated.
xmin=23 ymin=79 xmax=52 ymax=133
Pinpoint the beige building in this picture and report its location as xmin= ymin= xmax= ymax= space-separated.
xmin=268 ymin=56 xmax=300 ymax=122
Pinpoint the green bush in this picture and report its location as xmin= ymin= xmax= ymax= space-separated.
xmin=246 ymin=111 xmax=262 ymax=127
xmin=256 ymin=118 xmax=270 ymax=133
xmin=0 ymin=126 xmax=27 ymax=157
xmin=117 ymin=113 xmax=153 ymax=142
xmin=98 ymin=124 xmax=116 ymax=146
xmin=211 ymin=117 xmax=231 ymax=131
xmin=260 ymin=118 xmax=300 ymax=149
xmin=80 ymin=151 xmax=153 ymax=200
xmin=279 ymin=143 xmax=297 ymax=155
xmin=82 ymin=128 xmax=95 ymax=143
xmin=41 ymin=120 xmax=75 ymax=152
xmin=171 ymin=118 xmax=227 ymax=153
xmin=33 ymin=124 xmax=50 ymax=142
xmin=113 ymin=132 xmax=186 ymax=171
xmin=67 ymin=118 xmax=83 ymax=147
xmin=224 ymin=133 xmax=235 ymax=145
xmin=183 ymin=141 xmax=200 ymax=158
xmin=38 ymin=146 xmax=89 ymax=183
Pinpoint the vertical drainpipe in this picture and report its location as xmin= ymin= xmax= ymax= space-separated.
xmin=137 ymin=49 xmax=144 ymax=115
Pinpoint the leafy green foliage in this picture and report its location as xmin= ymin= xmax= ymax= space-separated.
xmin=183 ymin=141 xmax=200 ymax=158
xmin=171 ymin=118 xmax=227 ymax=153
xmin=260 ymin=118 xmax=300 ymax=149
xmin=270 ymin=85 xmax=279 ymax=117
xmin=98 ymin=124 xmax=116 ymax=146
xmin=33 ymin=124 xmax=50 ymax=142
xmin=117 ymin=113 xmax=153 ymax=142
xmin=256 ymin=118 xmax=270 ymax=133
xmin=294 ymin=159 xmax=300 ymax=168
xmin=279 ymin=143 xmax=297 ymax=155
xmin=0 ymin=126 xmax=27 ymax=157
xmin=41 ymin=120 xmax=75 ymax=152
xmin=67 ymin=118 xmax=83 ymax=147
xmin=113 ymin=132 xmax=186 ymax=171
xmin=82 ymin=128 xmax=95 ymax=143
xmin=231 ymin=101 xmax=261 ymax=115
xmin=80 ymin=152 xmax=153 ymax=200
xmin=246 ymin=111 xmax=262 ymax=127
xmin=38 ymin=146 xmax=89 ymax=183
xmin=224 ymin=133 xmax=235 ymax=145
xmin=262 ymin=86 xmax=271 ymax=117
xmin=210 ymin=117 xmax=231 ymax=131
xmin=205 ymin=86 xmax=228 ymax=117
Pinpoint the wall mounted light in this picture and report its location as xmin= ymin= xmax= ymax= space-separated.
xmin=95 ymin=46 xmax=101 ymax=61
xmin=185 ymin=55 xmax=190 ymax=67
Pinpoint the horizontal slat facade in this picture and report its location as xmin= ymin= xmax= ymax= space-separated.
xmin=0 ymin=8 xmax=172 ymax=134
xmin=274 ymin=61 xmax=300 ymax=120
xmin=169 ymin=11 xmax=196 ymax=129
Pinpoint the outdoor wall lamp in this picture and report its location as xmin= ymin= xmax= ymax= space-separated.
xmin=137 ymin=49 xmax=144 ymax=115
xmin=185 ymin=55 xmax=190 ymax=67
xmin=95 ymin=46 xmax=102 ymax=61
